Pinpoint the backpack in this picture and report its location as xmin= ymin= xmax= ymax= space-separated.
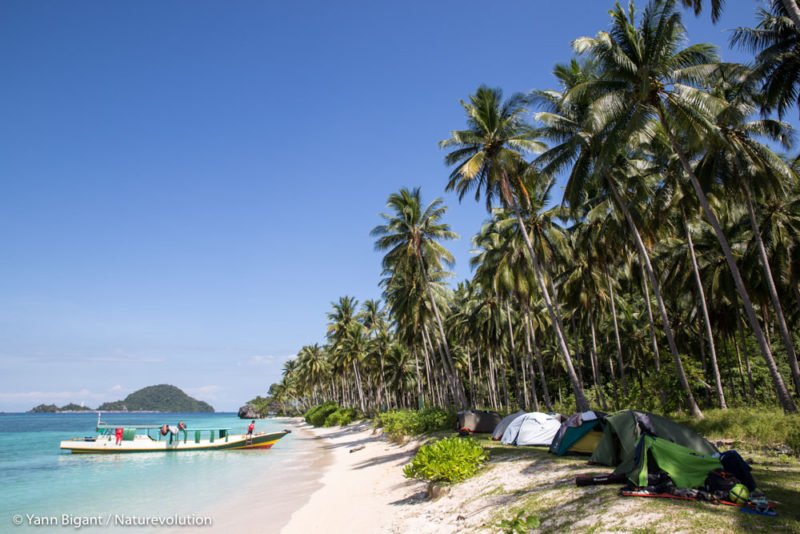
xmin=704 ymin=469 xmax=740 ymax=500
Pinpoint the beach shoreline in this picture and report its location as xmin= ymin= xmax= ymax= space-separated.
xmin=163 ymin=417 xmax=332 ymax=534
xmin=279 ymin=420 xmax=424 ymax=534
xmin=160 ymin=418 xmax=800 ymax=533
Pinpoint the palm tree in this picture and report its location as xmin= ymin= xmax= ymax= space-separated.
xmin=371 ymin=187 xmax=467 ymax=408
xmin=441 ymin=86 xmax=590 ymax=412
xmin=534 ymin=55 xmax=703 ymax=417
xmin=296 ymin=344 xmax=330 ymax=405
xmin=572 ymin=0 xmax=796 ymax=412
xmin=691 ymin=71 xmax=800 ymax=395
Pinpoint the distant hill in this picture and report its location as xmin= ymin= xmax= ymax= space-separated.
xmin=28 ymin=403 xmax=93 ymax=413
xmin=97 ymin=384 xmax=214 ymax=412
xmin=29 ymin=404 xmax=60 ymax=413
xmin=59 ymin=403 xmax=93 ymax=412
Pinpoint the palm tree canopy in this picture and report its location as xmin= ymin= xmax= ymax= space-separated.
xmin=440 ymin=85 xmax=547 ymax=211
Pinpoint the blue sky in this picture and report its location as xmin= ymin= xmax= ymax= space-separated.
xmin=0 ymin=1 xmax=769 ymax=411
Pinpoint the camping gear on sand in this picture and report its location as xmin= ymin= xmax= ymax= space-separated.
xmin=628 ymin=435 xmax=721 ymax=489
xmin=590 ymin=410 xmax=718 ymax=476
xmin=455 ymin=410 xmax=501 ymax=433
xmin=500 ymin=412 xmax=561 ymax=446
xmin=549 ymin=410 xmax=606 ymax=456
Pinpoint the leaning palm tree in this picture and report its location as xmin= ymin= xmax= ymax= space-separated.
xmin=440 ymin=86 xmax=590 ymax=412
xmin=534 ymin=54 xmax=704 ymax=417
xmin=371 ymin=187 xmax=467 ymax=408
xmin=572 ymin=0 xmax=796 ymax=412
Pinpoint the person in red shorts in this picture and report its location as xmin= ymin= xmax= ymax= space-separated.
xmin=115 ymin=427 xmax=124 ymax=445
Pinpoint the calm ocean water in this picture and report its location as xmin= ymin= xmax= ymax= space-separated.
xmin=0 ymin=413 xmax=302 ymax=531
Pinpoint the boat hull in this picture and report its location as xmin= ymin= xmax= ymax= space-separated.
xmin=60 ymin=431 xmax=289 ymax=454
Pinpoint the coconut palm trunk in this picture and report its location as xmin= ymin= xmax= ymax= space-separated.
xmin=605 ymin=268 xmax=628 ymax=396
xmin=640 ymin=262 xmax=662 ymax=372
xmin=781 ymin=0 xmax=800 ymax=32
xmin=743 ymin=188 xmax=800 ymax=395
xmin=737 ymin=307 xmax=757 ymax=399
xmin=522 ymin=316 xmax=540 ymax=411
xmin=606 ymin=177 xmax=703 ymax=418
xmin=526 ymin=309 xmax=553 ymax=411
xmin=589 ymin=310 xmax=608 ymax=411
xmin=683 ymin=210 xmax=727 ymax=409
xmin=418 ymin=259 xmax=467 ymax=409
xmin=662 ymin=124 xmax=797 ymax=413
xmin=505 ymin=300 xmax=525 ymax=409
xmin=501 ymin=176 xmax=589 ymax=412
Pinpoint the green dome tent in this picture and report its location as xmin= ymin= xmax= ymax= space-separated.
xmin=590 ymin=410 xmax=718 ymax=477
xmin=549 ymin=410 xmax=606 ymax=456
xmin=628 ymin=434 xmax=722 ymax=489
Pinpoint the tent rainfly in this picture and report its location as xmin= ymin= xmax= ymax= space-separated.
xmin=500 ymin=412 xmax=561 ymax=446
xmin=492 ymin=410 xmax=526 ymax=441
xmin=549 ymin=410 xmax=606 ymax=456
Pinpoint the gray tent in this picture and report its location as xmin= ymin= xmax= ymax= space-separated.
xmin=492 ymin=410 xmax=526 ymax=441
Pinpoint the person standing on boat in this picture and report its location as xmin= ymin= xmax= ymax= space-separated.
xmin=247 ymin=420 xmax=255 ymax=437
xmin=115 ymin=427 xmax=124 ymax=445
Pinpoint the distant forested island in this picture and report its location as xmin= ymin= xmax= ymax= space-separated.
xmin=28 ymin=385 xmax=214 ymax=413
xmin=29 ymin=403 xmax=93 ymax=413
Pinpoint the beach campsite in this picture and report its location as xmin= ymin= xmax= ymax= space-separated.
xmin=4 ymin=0 xmax=800 ymax=532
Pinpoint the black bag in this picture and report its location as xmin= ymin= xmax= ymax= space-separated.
xmin=704 ymin=469 xmax=740 ymax=499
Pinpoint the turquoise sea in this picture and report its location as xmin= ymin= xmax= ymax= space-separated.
xmin=0 ymin=413 xmax=311 ymax=532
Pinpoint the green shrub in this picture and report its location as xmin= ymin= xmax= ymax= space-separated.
xmin=497 ymin=511 xmax=540 ymax=534
xmin=375 ymin=408 xmax=455 ymax=440
xmin=304 ymin=402 xmax=338 ymax=427
xmin=323 ymin=408 xmax=355 ymax=427
xmin=403 ymin=436 xmax=487 ymax=484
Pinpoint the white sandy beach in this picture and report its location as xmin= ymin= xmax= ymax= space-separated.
xmin=191 ymin=419 xmax=769 ymax=534
xmin=280 ymin=421 xmax=425 ymax=534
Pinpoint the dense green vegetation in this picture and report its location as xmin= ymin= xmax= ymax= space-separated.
xmin=674 ymin=407 xmax=800 ymax=452
xmin=374 ymin=408 xmax=456 ymax=441
xmin=29 ymin=404 xmax=60 ymax=413
xmin=97 ymin=384 xmax=214 ymax=412
xmin=264 ymin=0 xmax=800 ymax=427
xmin=403 ymin=436 xmax=488 ymax=484
xmin=304 ymin=402 xmax=361 ymax=427
xmin=28 ymin=403 xmax=92 ymax=412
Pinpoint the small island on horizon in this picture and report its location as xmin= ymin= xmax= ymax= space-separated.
xmin=27 ymin=384 xmax=214 ymax=413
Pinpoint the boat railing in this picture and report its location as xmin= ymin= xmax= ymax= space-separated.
xmin=96 ymin=424 xmax=235 ymax=444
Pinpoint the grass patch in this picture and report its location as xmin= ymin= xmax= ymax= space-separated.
xmin=672 ymin=407 xmax=800 ymax=453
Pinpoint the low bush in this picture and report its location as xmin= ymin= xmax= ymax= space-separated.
xmin=375 ymin=407 xmax=455 ymax=440
xmin=403 ymin=436 xmax=488 ymax=484
xmin=304 ymin=402 xmax=338 ymax=427
xmin=323 ymin=407 xmax=358 ymax=427
xmin=497 ymin=511 xmax=540 ymax=534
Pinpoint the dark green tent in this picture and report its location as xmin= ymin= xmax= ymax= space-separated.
xmin=590 ymin=410 xmax=718 ymax=476
xmin=549 ymin=411 xmax=606 ymax=456
xmin=629 ymin=435 xmax=722 ymax=488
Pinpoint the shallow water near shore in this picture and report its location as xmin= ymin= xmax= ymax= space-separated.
xmin=0 ymin=413 xmax=323 ymax=532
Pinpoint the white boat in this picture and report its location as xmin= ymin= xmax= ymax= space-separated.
xmin=60 ymin=415 xmax=289 ymax=453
